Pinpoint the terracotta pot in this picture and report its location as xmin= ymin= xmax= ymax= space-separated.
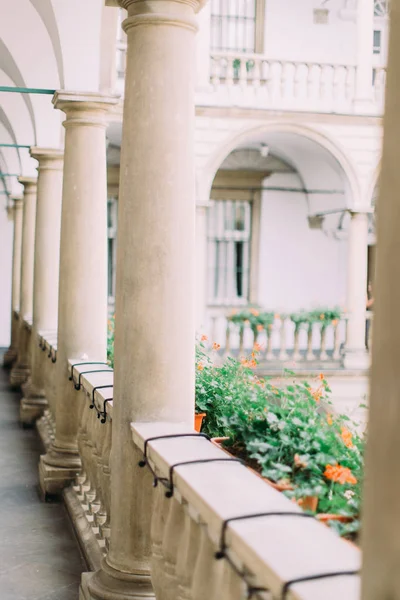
xmin=298 ymin=496 xmax=318 ymax=512
xmin=194 ymin=413 xmax=206 ymax=432
xmin=317 ymin=513 xmax=353 ymax=523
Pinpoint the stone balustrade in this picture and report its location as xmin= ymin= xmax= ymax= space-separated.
xmin=207 ymin=311 xmax=373 ymax=367
xmin=208 ymin=53 xmax=385 ymax=114
xmin=131 ymin=421 xmax=361 ymax=600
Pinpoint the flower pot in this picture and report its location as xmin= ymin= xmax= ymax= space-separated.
xmin=298 ymin=496 xmax=318 ymax=512
xmin=195 ymin=413 xmax=206 ymax=432
xmin=316 ymin=514 xmax=353 ymax=524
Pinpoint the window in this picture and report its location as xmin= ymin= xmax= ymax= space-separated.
xmin=373 ymin=30 xmax=382 ymax=54
xmin=207 ymin=199 xmax=251 ymax=305
xmin=108 ymin=197 xmax=118 ymax=308
xmin=210 ymin=0 xmax=257 ymax=53
xmin=116 ymin=8 xmax=127 ymax=78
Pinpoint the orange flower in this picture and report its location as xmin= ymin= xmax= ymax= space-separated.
xmin=294 ymin=454 xmax=308 ymax=468
xmin=324 ymin=464 xmax=357 ymax=485
xmin=244 ymin=319 xmax=250 ymax=325
xmin=249 ymin=359 xmax=257 ymax=368
xmin=212 ymin=342 xmax=221 ymax=351
xmin=201 ymin=334 xmax=208 ymax=342
xmin=320 ymin=314 xmax=325 ymax=320
xmin=341 ymin=427 xmax=354 ymax=449
xmin=253 ymin=342 xmax=262 ymax=352
xmin=318 ymin=373 xmax=324 ymax=381
xmin=311 ymin=387 xmax=323 ymax=403
xmin=327 ymin=413 xmax=333 ymax=426
xmin=274 ymin=313 xmax=280 ymax=320
xmin=332 ymin=319 xmax=338 ymax=326
xmin=250 ymin=309 xmax=259 ymax=316
xmin=197 ymin=363 xmax=204 ymax=371
xmin=256 ymin=324 xmax=264 ymax=332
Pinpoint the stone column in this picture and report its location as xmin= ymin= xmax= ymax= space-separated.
xmin=343 ymin=211 xmax=370 ymax=369
xmin=39 ymin=92 xmax=117 ymax=496
xmin=10 ymin=178 xmax=37 ymax=387
xmin=20 ymin=148 xmax=64 ymax=425
xmin=3 ymin=197 xmax=23 ymax=368
xmin=362 ymin=4 xmax=400 ymax=595
xmin=81 ymin=1 xmax=201 ymax=598
xmin=354 ymin=0 xmax=375 ymax=110
xmin=196 ymin=200 xmax=209 ymax=333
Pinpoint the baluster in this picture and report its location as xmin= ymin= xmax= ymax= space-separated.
xmin=83 ymin=404 xmax=98 ymax=511
xmin=176 ymin=511 xmax=201 ymax=600
xmin=219 ymin=560 xmax=247 ymax=600
xmin=266 ymin=325 xmax=273 ymax=361
xmin=226 ymin=57 xmax=234 ymax=87
xmin=261 ymin=60 xmax=270 ymax=96
xmin=278 ymin=316 xmax=288 ymax=361
xmin=77 ymin=395 xmax=92 ymax=502
xmin=334 ymin=65 xmax=347 ymax=106
xmin=306 ymin=322 xmax=314 ymax=361
xmin=88 ymin=415 xmax=103 ymax=527
xmin=294 ymin=63 xmax=307 ymax=100
xmin=224 ymin=320 xmax=231 ymax=358
xmin=163 ymin=499 xmax=187 ymax=600
xmin=320 ymin=326 xmax=328 ymax=361
xmin=99 ymin=419 xmax=112 ymax=548
xmin=252 ymin=58 xmax=261 ymax=89
xmin=281 ymin=62 xmax=294 ymax=99
xmin=151 ymin=484 xmax=170 ymax=596
xmin=211 ymin=57 xmax=220 ymax=88
xmin=293 ymin=327 xmax=301 ymax=361
xmin=268 ymin=62 xmax=282 ymax=101
xmin=239 ymin=324 xmax=245 ymax=355
xmin=320 ymin=64 xmax=334 ymax=105
xmin=345 ymin=66 xmax=356 ymax=101
xmin=191 ymin=526 xmax=223 ymax=600
xmin=239 ymin=58 xmax=248 ymax=89
xmin=332 ymin=320 xmax=341 ymax=360
xmin=307 ymin=63 xmax=320 ymax=100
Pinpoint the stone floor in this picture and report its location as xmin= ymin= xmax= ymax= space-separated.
xmin=0 ymin=354 xmax=86 ymax=599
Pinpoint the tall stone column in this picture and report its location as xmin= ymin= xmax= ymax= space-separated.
xmin=39 ymin=92 xmax=117 ymax=496
xmin=362 ymin=3 xmax=400 ymax=595
xmin=20 ymin=148 xmax=64 ymax=425
xmin=81 ymin=1 xmax=201 ymax=598
xmin=10 ymin=178 xmax=37 ymax=387
xmin=343 ymin=211 xmax=370 ymax=369
xmin=354 ymin=0 xmax=375 ymax=111
xmin=196 ymin=200 xmax=209 ymax=333
xmin=3 ymin=197 xmax=23 ymax=368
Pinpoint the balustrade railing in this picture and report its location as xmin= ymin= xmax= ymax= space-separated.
xmin=207 ymin=310 xmax=373 ymax=367
xmin=131 ymin=422 xmax=361 ymax=600
xmin=208 ymin=52 xmax=385 ymax=113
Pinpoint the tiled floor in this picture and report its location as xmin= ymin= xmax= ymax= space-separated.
xmin=0 ymin=354 xmax=86 ymax=599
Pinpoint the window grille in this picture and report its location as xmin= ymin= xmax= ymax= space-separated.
xmin=210 ymin=0 xmax=257 ymax=52
xmin=374 ymin=0 xmax=388 ymax=17
xmin=373 ymin=29 xmax=382 ymax=54
xmin=207 ymin=199 xmax=251 ymax=305
xmin=107 ymin=197 xmax=118 ymax=309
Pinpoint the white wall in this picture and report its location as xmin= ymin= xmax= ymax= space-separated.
xmin=257 ymin=173 xmax=348 ymax=312
xmin=264 ymin=0 xmax=357 ymax=65
xmin=0 ymin=205 xmax=13 ymax=346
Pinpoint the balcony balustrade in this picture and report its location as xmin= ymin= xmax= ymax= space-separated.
xmin=207 ymin=53 xmax=386 ymax=114
xmin=207 ymin=310 xmax=373 ymax=369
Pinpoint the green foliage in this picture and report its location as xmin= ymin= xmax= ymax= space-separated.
xmin=290 ymin=307 xmax=342 ymax=331
xmin=228 ymin=308 xmax=276 ymax=334
xmin=107 ymin=314 xmax=115 ymax=367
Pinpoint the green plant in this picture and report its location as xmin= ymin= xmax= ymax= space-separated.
xmin=290 ymin=307 xmax=342 ymax=331
xmin=107 ymin=314 xmax=115 ymax=366
xmin=228 ymin=308 xmax=276 ymax=336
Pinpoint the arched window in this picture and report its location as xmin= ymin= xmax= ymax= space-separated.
xmin=374 ymin=0 xmax=388 ymax=17
xmin=210 ymin=0 xmax=263 ymax=53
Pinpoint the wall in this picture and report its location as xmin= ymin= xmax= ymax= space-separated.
xmin=0 ymin=205 xmax=13 ymax=346
xmin=257 ymin=172 xmax=348 ymax=312
xmin=263 ymin=0 xmax=356 ymax=65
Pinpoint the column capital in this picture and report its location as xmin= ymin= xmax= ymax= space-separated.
xmin=18 ymin=176 xmax=37 ymax=191
xmin=120 ymin=0 xmax=203 ymax=32
xmin=30 ymin=147 xmax=64 ymax=171
xmin=11 ymin=196 xmax=23 ymax=209
xmin=52 ymin=91 xmax=118 ymax=113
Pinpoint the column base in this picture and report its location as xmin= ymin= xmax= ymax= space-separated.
xmin=3 ymin=346 xmax=17 ymax=369
xmin=20 ymin=396 xmax=48 ymax=427
xmin=343 ymin=348 xmax=370 ymax=370
xmin=10 ymin=363 xmax=30 ymax=388
xmin=39 ymin=448 xmax=81 ymax=498
xmin=80 ymin=559 xmax=154 ymax=600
